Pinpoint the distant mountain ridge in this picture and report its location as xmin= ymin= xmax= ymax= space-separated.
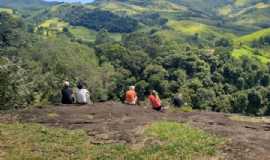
xmin=44 ymin=0 xmax=94 ymax=3
xmin=0 ymin=0 xmax=58 ymax=10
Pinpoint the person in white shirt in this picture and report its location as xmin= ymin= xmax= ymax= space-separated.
xmin=75 ymin=82 xmax=91 ymax=104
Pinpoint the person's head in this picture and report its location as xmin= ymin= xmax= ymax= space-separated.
xmin=129 ymin=86 xmax=135 ymax=91
xmin=77 ymin=82 xmax=83 ymax=89
xmin=149 ymin=90 xmax=154 ymax=95
xmin=152 ymin=90 xmax=158 ymax=97
xmin=63 ymin=81 xmax=70 ymax=87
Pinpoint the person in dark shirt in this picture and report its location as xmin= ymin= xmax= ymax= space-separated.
xmin=172 ymin=93 xmax=183 ymax=108
xmin=61 ymin=81 xmax=74 ymax=104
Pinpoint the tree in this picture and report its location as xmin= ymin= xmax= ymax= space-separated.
xmin=214 ymin=38 xmax=232 ymax=48
xmin=62 ymin=8 xmax=138 ymax=33
xmin=213 ymin=95 xmax=232 ymax=112
xmin=192 ymin=88 xmax=216 ymax=110
xmin=144 ymin=64 xmax=169 ymax=96
xmin=261 ymin=74 xmax=270 ymax=87
xmin=171 ymin=69 xmax=187 ymax=86
xmin=95 ymin=29 xmax=114 ymax=45
xmin=232 ymin=92 xmax=248 ymax=114
xmin=0 ymin=12 xmax=26 ymax=52
xmin=0 ymin=58 xmax=31 ymax=109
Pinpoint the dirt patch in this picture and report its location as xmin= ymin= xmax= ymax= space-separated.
xmin=1 ymin=102 xmax=270 ymax=160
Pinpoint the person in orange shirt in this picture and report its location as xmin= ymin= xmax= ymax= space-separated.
xmin=148 ymin=90 xmax=163 ymax=111
xmin=125 ymin=86 xmax=138 ymax=105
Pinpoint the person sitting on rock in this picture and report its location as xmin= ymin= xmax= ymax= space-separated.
xmin=124 ymin=86 xmax=138 ymax=105
xmin=61 ymin=81 xmax=74 ymax=104
xmin=148 ymin=90 xmax=163 ymax=111
xmin=172 ymin=93 xmax=183 ymax=108
xmin=75 ymin=81 xmax=91 ymax=105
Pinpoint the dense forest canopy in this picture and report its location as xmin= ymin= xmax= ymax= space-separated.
xmin=0 ymin=0 xmax=270 ymax=115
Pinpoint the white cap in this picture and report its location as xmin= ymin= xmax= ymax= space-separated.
xmin=64 ymin=81 xmax=70 ymax=87
xmin=129 ymin=86 xmax=135 ymax=90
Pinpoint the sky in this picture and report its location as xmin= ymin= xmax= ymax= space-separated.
xmin=44 ymin=0 xmax=95 ymax=3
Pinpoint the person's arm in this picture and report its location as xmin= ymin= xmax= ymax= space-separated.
xmin=70 ymin=89 xmax=75 ymax=103
xmin=86 ymin=90 xmax=92 ymax=104
xmin=148 ymin=96 xmax=154 ymax=106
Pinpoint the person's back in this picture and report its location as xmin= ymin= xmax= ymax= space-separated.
xmin=148 ymin=95 xmax=161 ymax=109
xmin=125 ymin=86 xmax=137 ymax=105
xmin=76 ymin=88 xmax=90 ymax=104
xmin=172 ymin=94 xmax=183 ymax=107
xmin=76 ymin=82 xmax=91 ymax=104
xmin=61 ymin=81 xmax=73 ymax=104
xmin=148 ymin=90 xmax=163 ymax=111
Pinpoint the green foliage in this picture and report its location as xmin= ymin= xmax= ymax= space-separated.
xmin=0 ymin=13 xmax=25 ymax=49
xmin=232 ymin=91 xmax=249 ymax=113
xmin=69 ymin=26 xmax=97 ymax=43
xmin=20 ymin=36 xmax=119 ymax=103
xmin=135 ymin=13 xmax=168 ymax=26
xmin=92 ymin=28 xmax=270 ymax=115
xmin=95 ymin=29 xmax=115 ymax=45
xmin=61 ymin=7 xmax=138 ymax=33
xmin=236 ymin=28 xmax=270 ymax=44
xmin=0 ymin=60 xmax=31 ymax=109
xmin=2 ymin=0 xmax=270 ymax=116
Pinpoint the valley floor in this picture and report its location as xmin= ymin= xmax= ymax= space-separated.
xmin=1 ymin=102 xmax=270 ymax=160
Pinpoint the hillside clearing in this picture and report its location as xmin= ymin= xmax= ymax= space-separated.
xmin=39 ymin=18 xmax=68 ymax=31
xmin=235 ymin=28 xmax=270 ymax=44
xmin=0 ymin=8 xmax=13 ymax=14
xmin=231 ymin=46 xmax=270 ymax=64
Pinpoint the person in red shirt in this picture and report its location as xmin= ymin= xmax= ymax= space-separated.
xmin=125 ymin=86 xmax=138 ymax=105
xmin=148 ymin=90 xmax=163 ymax=111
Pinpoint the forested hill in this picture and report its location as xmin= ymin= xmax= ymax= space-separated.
xmin=1 ymin=0 xmax=270 ymax=115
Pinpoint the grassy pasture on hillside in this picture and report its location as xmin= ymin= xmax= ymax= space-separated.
xmin=167 ymin=20 xmax=235 ymax=38
xmin=218 ymin=5 xmax=232 ymax=16
xmin=39 ymin=18 xmax=68 ymax=31
xmin=0 ymin=7 xmax=13 ymax=14
xmin=0 ymin=122 xmax=222 ymax=160
xmin=233 ymin=28 xmax=270 ymax=63
xmin=69 ymin=26 xmax=122 ymax=42
xmin=38 ymin=18 xmax=122 ymax=41
xmin=155 ymin=29 xmax=186 ymax=42
xmin=89 ymin=1 xmax=187 ymax=15
xmin=90 ymin=2 xmax=147 ymax=15
xmin=163 ymin=20 xmax=235 ymax=43
xmin=69 ymin=26 xmax=98 ymax=42
xmin=232 ymin=46 xmax=270 ymax=64
xmin=235 ymin=28 xmax=270 ymax=44
xmin=232 ymin=6 xmax=270 ymax=28
xmin=168 ymin=20 xmax=206 ymax=35
xmin=234 ymin=0 xmax=251 ymax=7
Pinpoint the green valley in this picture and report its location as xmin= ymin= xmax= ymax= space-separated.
xmin=1 ymin=0 xmax=270 ymax=114
xmin=1 ymin=0 xmax=270 ymax=159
